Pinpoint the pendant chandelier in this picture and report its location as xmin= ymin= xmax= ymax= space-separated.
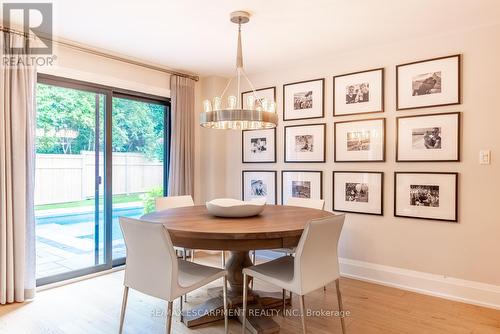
xmin=200 ymin=11 xmax=278 ymax=130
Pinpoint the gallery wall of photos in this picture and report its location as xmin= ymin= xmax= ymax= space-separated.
xmin=241 ymin=54 xmax=461 ymax=223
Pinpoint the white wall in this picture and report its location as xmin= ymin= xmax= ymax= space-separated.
xmin=198 ymin=24 xmax=500 ymax=294
xmin=194 ymin=76 xmax=229 ymax=204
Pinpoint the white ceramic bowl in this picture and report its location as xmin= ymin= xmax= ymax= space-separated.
xmin=206 ymin=198 xmax=266 ymax=218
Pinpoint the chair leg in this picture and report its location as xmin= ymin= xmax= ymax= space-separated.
xmin=223 ymin=276 xmax=229 ymax=334
xmin=335 ymin=279 xmax=346 ymax=334
xmin=242 ymin=273 xmax=248 ymax=334
xmin=289 ymin=290 xmax=292 ymax=304
xmin=165 ymin=300 xmax=173 ymax=334
xmin=221 ymin=251 xmax=226 ymax=268
xmin=182 ymin=250 xmax=187 ymax=302
xmin=282 ymin=289 xmax=286 ymax=316
xmin=179 ymin=296 xmax=183 ymax=317
xmin=250 ymin=251 xmax=256 ymax=289
xmin=298 ymin=294 xmax=307 ymax=334
xmin=119 ymin=286 xmax=129 ymax=334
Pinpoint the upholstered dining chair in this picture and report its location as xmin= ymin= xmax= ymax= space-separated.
xmin=118 ymin=217 xmax=228 ymax=334
xmin=248 ymin=198 xmax=324 ymax=290
xmin=155 ymin=195 xmax=227 ymax=269
xmin=242 ymin=214 xmax=346 ymax=334
xmin=265 ymin=198 xmax=326 ymax=296
xmin=275 ymin=197 xmax=325 ymax=255
xmin=286 ymin=197 xmax=325 ymax=210
xmin=155 ymin=195 xmax=195 ymax=260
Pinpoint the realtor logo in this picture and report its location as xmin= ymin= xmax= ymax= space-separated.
xmin=3 ymin=3 xmax=53 ymax=55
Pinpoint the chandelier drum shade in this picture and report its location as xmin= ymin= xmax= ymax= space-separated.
xmin=200 ymin=11 xmax=278 ymax=130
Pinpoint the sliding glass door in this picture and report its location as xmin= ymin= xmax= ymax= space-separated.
xmin=111 ymin=95 xmax=168 ymax=261
xmin=35 ymin=82 xmax=106 ymax=284
xmin=35 ymin=75 xmax=169 ymax=285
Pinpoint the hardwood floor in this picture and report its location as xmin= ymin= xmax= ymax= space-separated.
xmin=1 ymin=253 xmax=499 ymax=334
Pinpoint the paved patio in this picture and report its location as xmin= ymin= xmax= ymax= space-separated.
xmin=35 ymin=203 xmax=140 ymax=279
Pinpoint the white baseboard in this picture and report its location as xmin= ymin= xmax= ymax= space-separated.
xmin=339 ymin=258 xmax=500 ymax=310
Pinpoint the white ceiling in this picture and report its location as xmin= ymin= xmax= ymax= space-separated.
xmin=5 ymin=0 xmax=500 ymax=77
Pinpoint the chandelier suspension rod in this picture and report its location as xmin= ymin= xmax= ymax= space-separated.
xmin=236 ymin=20 xmax=243 ymax=69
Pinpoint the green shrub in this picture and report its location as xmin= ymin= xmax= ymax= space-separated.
xmin=142 ymin=186 xmax=164 ymax=215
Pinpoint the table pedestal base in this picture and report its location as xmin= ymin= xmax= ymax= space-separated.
xmin=181 ymin=251 xmax=291 ymax=333
xmin=181 ymin=289 xmax=291 ymax=333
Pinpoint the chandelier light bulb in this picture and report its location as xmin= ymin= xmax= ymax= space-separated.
xmin=260 ymin=98 xmax=269 ymax=112
xmin=268 ymin=101 xmax=277 ymax=113
xmin=246 ymin=95 xmax=255 ymax=109
xmin=227 ymin=95 xmax=237 ymax=109
xmin=203 ymin=99 xmax=212 ymax=113
xmin=213 ymin=97 xmax=222 ymax=111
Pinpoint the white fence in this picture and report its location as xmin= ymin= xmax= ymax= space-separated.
xmin=35 ymin=151 xmax=163 ymax=205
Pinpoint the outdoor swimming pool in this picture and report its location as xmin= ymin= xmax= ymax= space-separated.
xmin=36 ymin=206 xmax=145 ymax=241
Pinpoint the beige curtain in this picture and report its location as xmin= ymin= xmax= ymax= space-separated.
xmin=168 ymin=75 xmax=195 ymax=197
xmin=0 ymin=32 xmax=37 ymax=304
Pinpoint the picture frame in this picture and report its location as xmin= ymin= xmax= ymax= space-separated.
xmin=396 ymin=112 xmax=461 ymax=162
xmin=241 ymin=86 xmax=276 ymax=110
xmin=281 ymin=170 xmax=323 ymax=205
xmin=333 ymin=68 xmax=384 ymax=116
xmin=396 ymin=54 xmax=461 ymax=110
xmin=284 ymin=123 xmax=326 ymax=163
xmin=283 ymin=78 xmax=325 ymax=121
xmin=242 ymin=128 xmax=276 ymax=163
xmin=333 ymin=171 xmax=384 ymax=216
xmin=334 ymin=118 xmax=386 ymax=162
xmin=394 ymin=172 xmax=458 ymax=222
xmin=242 ymin=170 xmax=277 ymax=204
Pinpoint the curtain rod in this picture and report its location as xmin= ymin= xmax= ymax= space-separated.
xmin=0 ymin=26 xmax=200 ymax=81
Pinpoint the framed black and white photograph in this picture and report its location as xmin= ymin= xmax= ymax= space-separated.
xmin=241 ymin=86 xmax=276 ymax=110
xmin=396 ymin=112 xmax=460 ymax=162
xmin=334 ymin=118 xmax=385 ymax=162
xmin=333 ymin=171 xmax=384 ymax=215
xmin=397 ymin=55 xmax=461 ymax=110
xmin=242 ymin=128 xmax=276 ymax=163
xmin=281 ymin=170 xmax=322 ymax=205
xmin=394 ymin=172 xmax=458 ymax=222
xmin=283 ymin=78 xmax=324 ymax=120
xmin=284 ymin=123 xmax=326 ymax=163
xmin=242 ymin=170 xmax=277 ymax=204
xmin=333 ymin=68 xmax=384 ymax=116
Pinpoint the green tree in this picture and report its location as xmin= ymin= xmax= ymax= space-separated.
xmin=36 ymin=83 xmax=96 ymax=154
xmin=36 ymin=83 xmax=166 ymax=161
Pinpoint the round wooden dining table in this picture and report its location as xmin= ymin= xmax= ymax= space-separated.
xmin=142 ymin=204 xmax=334 ymax=333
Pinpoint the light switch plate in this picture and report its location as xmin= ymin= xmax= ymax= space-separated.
xmin=479 ymin=150 xmax=491 ymax=164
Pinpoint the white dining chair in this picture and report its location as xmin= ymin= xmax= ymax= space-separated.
xmin=248 ymin=198 xmax=325 ymax=290
xmin=155 ymin=195 xmax=195 ymax=210
xmin=155 ymin=195 xmax=195 ymax=259
xmin=275 ymin=198 xmax=325 ymax=255
xmin=286 ymin=197 xmax=325 ymax=210
xmin=118 ymin=217 xmax=228 ymax=334
xmin=242 ymin=214 xmax=346 ymax=334
xmin=266 ymin=198 xmax=325 ymax=296
xmin=155 ymin=195 xmax=227 ymax=268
